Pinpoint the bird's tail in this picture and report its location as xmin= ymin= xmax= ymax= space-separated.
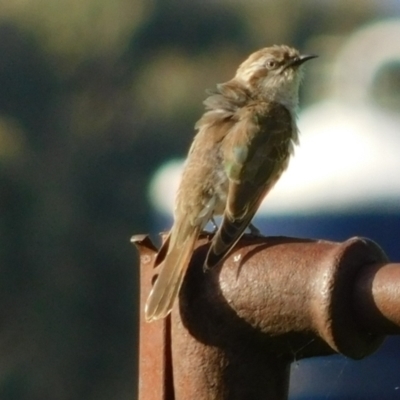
xmin=145 ymin=223 xmax=200 ymax=322
xmin=204 ymin=213 xmax=255 ymax=270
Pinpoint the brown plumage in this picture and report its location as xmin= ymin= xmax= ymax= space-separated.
xmin=145 ymin=45 xmax=316 ymax=322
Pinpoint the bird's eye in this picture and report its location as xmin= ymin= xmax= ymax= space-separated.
xmin=265 ymin=59 xmax=278 ymax=69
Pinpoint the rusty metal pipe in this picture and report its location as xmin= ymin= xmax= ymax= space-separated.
xmin=353 ymin=262 xmax=400 ymax=335
xmin=132 ymin=234 xmax=399 ymax=400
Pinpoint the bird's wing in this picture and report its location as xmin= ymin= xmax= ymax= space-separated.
xmin=204 ymin=101 xmax=294 ymax=269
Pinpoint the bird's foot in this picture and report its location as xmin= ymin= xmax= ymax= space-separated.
xmin=248 ymin=223 xmax=263 ymax=237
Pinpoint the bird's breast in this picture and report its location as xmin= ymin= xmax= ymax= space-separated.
xmin=175 ymin=135 xmax=229 ymax=225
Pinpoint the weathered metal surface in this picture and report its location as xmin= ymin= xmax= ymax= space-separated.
xmin=353 ymin=262 xmax=400 ymax=335
xmin=133 ymin=233 xmax=399 ymax=400
xmin=131 ymin=235 xmax=174 ymax=400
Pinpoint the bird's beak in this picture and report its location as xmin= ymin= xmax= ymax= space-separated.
xmin=288 ymin=54 xmax=318 ymax=68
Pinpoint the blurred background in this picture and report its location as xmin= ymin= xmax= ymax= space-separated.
xmin=1 ymin=0 xmax=400 ymax=399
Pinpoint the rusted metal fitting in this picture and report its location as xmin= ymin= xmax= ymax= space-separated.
xmin=132 ymin=235 xmax=173 ymax=400
xmin=133 ymin=234 xmax=399 ymax=400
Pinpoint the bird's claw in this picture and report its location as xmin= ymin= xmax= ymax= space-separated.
xmin=248 ymin=223 xmax=263 ymax=237
xmin=203 ymin=263 xmax=211 ymax=273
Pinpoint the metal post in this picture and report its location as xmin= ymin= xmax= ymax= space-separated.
xmin=132 ymin=234 xmax=400 ymax=400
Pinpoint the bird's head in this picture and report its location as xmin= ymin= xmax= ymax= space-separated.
xmin=235 ymin=45 xmax=317 ymax=107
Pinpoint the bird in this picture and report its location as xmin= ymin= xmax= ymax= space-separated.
xmin=145 ymin=45 xmax=316 ymax=322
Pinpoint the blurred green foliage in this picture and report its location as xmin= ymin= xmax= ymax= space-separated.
xmin=0 ymin=0 xmax=394 ymax=399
